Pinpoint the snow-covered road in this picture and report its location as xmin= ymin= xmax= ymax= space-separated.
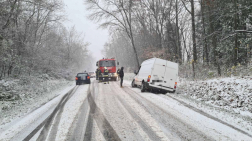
xmin=1 ymin=78 xmax=252 ymax=141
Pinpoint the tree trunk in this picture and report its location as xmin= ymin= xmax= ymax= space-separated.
xmin=2 ymin=0 xmax=18 ymax=30
xmin=201 ymin=0 xmax=209 ymax=65
xmin=234 ymin=0 xmax=238 ymax=66
xmin=130 ymin=34 xmax=140 ymax=68
xmin=175 ymin=0 xmax=181 ymax=64
xmin=190 ymin=0 xmax=197 ymax=78
xmin=128 ymin=0 xmax=140 ymax=68
xmin=191 ymin=0 xmax=197 ymax=63
xmin=208 ymin=0 xmax=221 ymax=76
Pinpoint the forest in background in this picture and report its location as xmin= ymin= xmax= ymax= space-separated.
xmin=86 ymin=0 xmax=252 ymax=79
xmin=0 ymin=0 xmax=93 ymax=80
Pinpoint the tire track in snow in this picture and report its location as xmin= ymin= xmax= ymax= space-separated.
xmin=99 ymin=82 xmax=147 ymax=141
xmin=84 ymin=82 xmax=121 ymax=141
xmin=37 ymin=86 xmax=79 ymax=141
xmin=122 ymin=86 xmax=212 ymax=141
xmin=23 ymin=86 xmax=78 ymax=141
xmin=116 ymin=95 xmax=163 ymax=141
xmin=165 ymin=94 xmax=252 ymax=138
xmin=46 ymin=86 xmax=80 ymax=141
xmin=67 ymin=97 xmax=89 ymax=141
xmin=83 ymin=81 xmax=99 ymax=141
xmin=111 ymin=82 xmax=170 ymax=141
xmin=68 ymin=81 xmax=97 ymax=141
xmin=123 ymin=84 xmax=252 ymax=140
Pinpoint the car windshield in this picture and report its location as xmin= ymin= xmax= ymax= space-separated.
xmin=77 ymin=73 xmax=88 ymax=77
xmin=99 ymin=60 xmax=115 ymax=67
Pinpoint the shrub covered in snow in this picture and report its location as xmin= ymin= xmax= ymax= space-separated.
xmin=179 ymin=76 xmax=252 ymax=115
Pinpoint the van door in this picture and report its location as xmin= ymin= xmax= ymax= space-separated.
xmin=163 ymin=65 xmax=177 ymax=90
xmin=152 ymin=59 xmax=166 ymax=87
xmin=135 ymin=73 xmax=140 ymax=86
xmin=134 ymin=66 xmax=141 ymax=86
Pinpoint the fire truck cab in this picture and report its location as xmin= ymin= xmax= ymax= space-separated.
xmin=96 ymin=58 xmax=119 ymax=81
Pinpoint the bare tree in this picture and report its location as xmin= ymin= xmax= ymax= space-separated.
xmin=181 ymin=0 xmax=197 ymax=78
xmin=85 ymin=0 xmax=140 ymax=68
xmin=200 ymin=0 xmax=209 ymax=65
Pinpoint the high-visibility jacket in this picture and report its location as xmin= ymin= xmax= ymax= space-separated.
xmin=97 ymin=69 xmax=101 ymax=77
xmin=104 ymin=69 xmax=109 ymax=77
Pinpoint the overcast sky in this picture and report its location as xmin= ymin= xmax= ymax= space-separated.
xmin=63 ymin=0 xmax=109 ymax=62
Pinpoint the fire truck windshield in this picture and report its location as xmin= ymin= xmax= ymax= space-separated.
xmin=99 ymin=60 xmax=115 ymax=67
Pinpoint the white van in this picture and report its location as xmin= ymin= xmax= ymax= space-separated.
xmin=132 ymin=58 xmax=178 ymax=93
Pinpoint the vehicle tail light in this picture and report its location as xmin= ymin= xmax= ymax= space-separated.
xmin=174 ymin=82 xmax=177 ymax=89
xmin=147 ymin=75 xmax=151 ymax=82
xmin=87 ymin=76 xmax=90 ymax=79
xmin=75 ymin=77 xmax=78 ymax=80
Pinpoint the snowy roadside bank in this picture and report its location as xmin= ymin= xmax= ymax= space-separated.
xmin=177 ymin=76 xmax=252 ymax=115
xmin=0 ymin=75 xmax=75 ymax=127
xmin=172 ymin=76 xmax=252 ymax=134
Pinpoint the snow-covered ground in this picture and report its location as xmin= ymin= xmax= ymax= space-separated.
xmin=124 ymin=73 xmax=252 ymax=135
xmin=1 ymin=73 xmax=252 ymax=140
xmin=55 ymin=85 xmax=89 ymax=141
xmin=1 ymin=76 xmax=252 ymax=140
xmin=0 ymin=85 xmax=75 ymax=141
xmin=120 ymin=81 xmax=252 ymax=140
xmin=173 ymin=76 xmax=252 ymax=134
xmin=178 ymin=76 xmax=252 ymax=115
xmin=0 ymin=75 xmax=74 ymax=127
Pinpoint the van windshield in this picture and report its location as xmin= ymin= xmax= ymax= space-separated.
xmin=99 ymin=60 xmax=115 ymax=67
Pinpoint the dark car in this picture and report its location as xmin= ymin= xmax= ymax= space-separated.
xmin=75 ymin=73 xmax=90 ymax=85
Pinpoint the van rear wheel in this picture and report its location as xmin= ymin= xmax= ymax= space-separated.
xmin=131 ymin=79 xmax=136 ymax=88
xmin=141 ymin=82 xmax=145 ymax=92
xmin=171 ymin=90 xmax=176 ymax=93
xmin=161 ymin=90 xmax=167 ymax=94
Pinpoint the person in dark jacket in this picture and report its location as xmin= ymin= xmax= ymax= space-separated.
xmin=119 ymin=67 xmax=124 ymax=87
xmin=95 ymin=68 xmax=98 ymax=80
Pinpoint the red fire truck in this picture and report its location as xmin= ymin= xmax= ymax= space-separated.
xmin=96 ymin=58 xmax=119 ymax=81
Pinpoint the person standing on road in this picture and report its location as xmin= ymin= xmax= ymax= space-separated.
xmin=117 ymin=68 xmax=120 ymax=81
xmin=95 ymin=68 xmax=98 ymax=80
xmin=97 ymin=68 xmax=101 ymax=82
xmin=104 ymin=67 xmax=109 ymax=84
xmin=119 ymin=67 xmax=124 ymax=87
